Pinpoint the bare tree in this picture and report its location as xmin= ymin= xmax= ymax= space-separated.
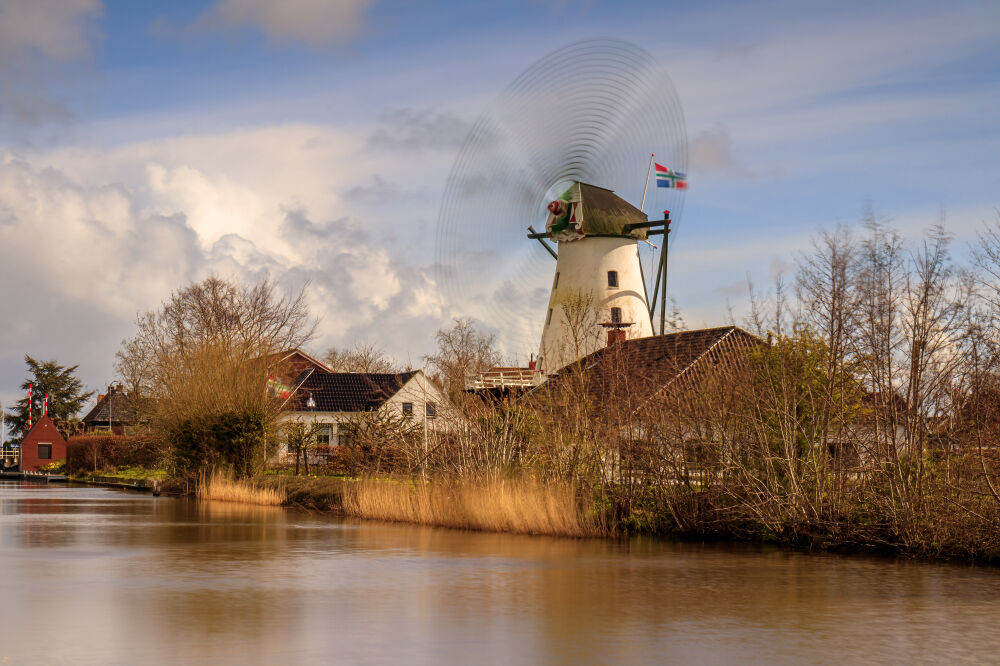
xmin=116 ymin=276 xmax=316 ymax=477
xmin=324 ymin=343 xmax=399 ymax=373
xmin=423 ymin=318 xmax=503 ymax=402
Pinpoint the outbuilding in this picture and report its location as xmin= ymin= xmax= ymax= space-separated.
xmin=18 ymin=415 xmax=68 ymax=472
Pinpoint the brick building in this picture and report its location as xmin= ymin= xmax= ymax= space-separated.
xmin=18 ymin=415 xmax=68 ymax=472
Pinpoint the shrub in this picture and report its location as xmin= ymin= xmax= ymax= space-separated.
xmin=66 ymin=434 xmax=165 ymax=475
xmin=165 ymin=409 xmax=274 ymax=479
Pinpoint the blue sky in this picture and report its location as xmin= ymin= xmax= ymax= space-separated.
xmin=0 ymin=0 xmax=998 ymax=415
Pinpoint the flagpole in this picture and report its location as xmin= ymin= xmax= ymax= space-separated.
xmin=639 ymin=153 xmax=654 ymax=211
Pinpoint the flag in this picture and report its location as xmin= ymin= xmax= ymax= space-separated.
xmin=267 ymin=375 xmax=293 ymax=399
xmin=654 ymin=163 xmax=687 ymax=189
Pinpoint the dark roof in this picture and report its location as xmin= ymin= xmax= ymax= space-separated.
xmin=288 ymin=371 xmax=418 ymax=412
xmin=82 ymin=390 xmax=137 ymax=425
xmin=581 ymin=326 xmax=756 ymax=373
xmin=541 ymin=326 xmax=762 ymax=401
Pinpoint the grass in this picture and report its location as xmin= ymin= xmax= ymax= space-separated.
xmin=94 ymin=466 xmax=170 ymax=480
xmin=342 ymin=477 xmax=600 ymax=537
xmin=197 ymin=471 xmax=287 ymax=506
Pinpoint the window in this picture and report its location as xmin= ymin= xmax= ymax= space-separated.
xmin=37 ymin=444 xmax=52 ymax=460
xmin=547 ymin=308 xmax=553 ymax=325
xmin=402 ymin=402 xmax=414 ymax=417
xmin=607 ymin=271 xmax=619 ymax=288
xmin=317 ymin=424 xmax=332 ymax=447
xmin=553 ymin=272 xmax=559 ymax=289
xmin=611 ymin=307 xmax=622 ymax=324
xmin=426 ymin=402 xmax=437 ymax=418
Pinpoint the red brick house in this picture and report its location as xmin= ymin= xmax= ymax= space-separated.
xmin=18 ymin=415 xmax=68 ymax=472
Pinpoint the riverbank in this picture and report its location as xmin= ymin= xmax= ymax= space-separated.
xmin=56 ymin=469 xmax=1000 ymax=564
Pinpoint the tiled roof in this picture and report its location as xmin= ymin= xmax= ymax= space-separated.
xmin=542 ymin=326 xmax=762 ymax=399
xmin=82 ymin=391 xmax=137 ymax=425
xmin=288 ymin=371 xmax=418 ymax=412
xmin=582 ymin=326 xmax=755 ymax=373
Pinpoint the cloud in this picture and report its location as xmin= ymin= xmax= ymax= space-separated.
xmin=0 ymin=121 xmax=456 ymax=409
xmin=0 ymin=0 xmax=101 ymax=62
xmin=342 ymin=175 xmax=429 ymax=206
xmin=197 ymin=0 xmax=374 ymax=48
xmin=688 ymin=125 xmax=754 ymax=177
xmin=367 ymin=108 xmax=472 ymax=152
xmin=0 ymin=0 xmax=102 ymax=129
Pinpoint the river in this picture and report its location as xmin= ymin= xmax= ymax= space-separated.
xmin=1 ymin=481 xmax=998 ymax=664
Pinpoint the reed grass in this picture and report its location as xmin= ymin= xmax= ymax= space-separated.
xmin=342 ymin=477 xmax=600 ymax=537
xmin=197 ymin=471 xmax=286 ymax=506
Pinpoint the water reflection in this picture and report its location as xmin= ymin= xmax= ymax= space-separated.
xmin=0 ymin=480 xmax=998 ymax=664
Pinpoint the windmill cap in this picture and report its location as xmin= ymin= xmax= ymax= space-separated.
xmin=551 ymin=181 xmax=648 ymax=238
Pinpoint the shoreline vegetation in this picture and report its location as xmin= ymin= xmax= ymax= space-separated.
xmin=62 ymin=468 xmax=1000 ymax=565
xmin=55 ymin=217 xmax=1000 ymax=565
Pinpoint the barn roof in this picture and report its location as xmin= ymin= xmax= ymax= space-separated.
xmin=288 ymin=371 xmax=418 ymax=412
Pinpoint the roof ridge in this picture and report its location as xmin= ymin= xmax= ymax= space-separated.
xmin=627 ymin=328 xmax=739 ymax=418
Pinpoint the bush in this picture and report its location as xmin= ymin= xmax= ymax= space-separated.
xmin=166 ymin=409 xmax=274 ymax=479
xmin=66 ymin=434 xmax=165 ymax=475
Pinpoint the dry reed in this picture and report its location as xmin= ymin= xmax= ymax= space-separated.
xmin=342 ymin=477 xmax=599 ymax=537
xmin=197 ymin=471 xmax=286 ymax=506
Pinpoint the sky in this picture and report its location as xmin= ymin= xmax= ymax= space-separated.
xmin=0 ymin=0 xmax=998 ymax=418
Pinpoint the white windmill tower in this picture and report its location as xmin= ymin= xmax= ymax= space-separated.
xmin=534 ymin=182 xmax=670 ymax=373
xmin=435 ymin=39 xmax=687 ymax=375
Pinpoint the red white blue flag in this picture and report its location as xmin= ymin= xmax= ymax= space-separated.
xmin=655 ymin=163 xmax=687 ymax=189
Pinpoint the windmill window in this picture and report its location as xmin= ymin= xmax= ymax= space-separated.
xmin=402 ymin=402 xmax=414 ymax=417
xmin=607 ymin=271 xmax=619 ymax=288
xmin=547 ymin=308 xmax=553 ymax=325
xmin=611 ymin=307 xmax=622 ymax=324
xmin=38 ymin=444 xmax=52 ymax=460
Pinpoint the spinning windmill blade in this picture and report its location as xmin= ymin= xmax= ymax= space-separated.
xmin=435 ymin=38 xmax=687 ymax=368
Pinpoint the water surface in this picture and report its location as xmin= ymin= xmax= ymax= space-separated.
xmin=1 ymin=481 xmax=997 ymax=664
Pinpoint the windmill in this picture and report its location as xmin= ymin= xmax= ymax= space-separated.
xmin=435 ymin=39 xmax=687 ymax=375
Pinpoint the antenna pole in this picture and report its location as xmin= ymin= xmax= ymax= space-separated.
xmin=640 ymin=153 xmax=654 ymax=211
xmin=660 ymin=214 xmax=671 ymax=335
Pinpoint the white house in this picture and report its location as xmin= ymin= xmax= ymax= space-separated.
xmin=276 ymin=368 xmax=455 ymax=462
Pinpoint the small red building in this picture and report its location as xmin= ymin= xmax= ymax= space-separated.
xmin=18 ymin=415 xmax=68 ymax=472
